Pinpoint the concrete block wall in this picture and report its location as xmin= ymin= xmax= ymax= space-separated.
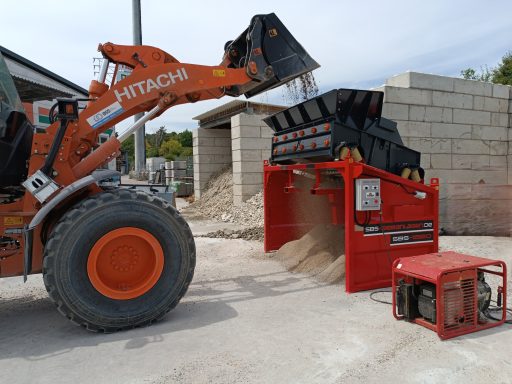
xmin=192 ymin=128 xmax=232 ymax=198
xmin=376 ymin=72 xmax=512 ymax=235
xmin=231 ymin=113 xmax=272 ymax=204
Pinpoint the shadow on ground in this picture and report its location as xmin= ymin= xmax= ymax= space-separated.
xmin=0 ymin=271 xmax=323 ymax=361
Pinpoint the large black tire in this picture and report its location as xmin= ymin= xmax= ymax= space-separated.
xmin=42 ymin=189 xmax=195 ymax=332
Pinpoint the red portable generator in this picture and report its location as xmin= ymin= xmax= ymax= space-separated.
xmin=392 ymin=251 xmax=507 ymax=340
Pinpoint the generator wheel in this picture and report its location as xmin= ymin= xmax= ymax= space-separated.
xmin=42 ymin=189 xmax=195 ymax=332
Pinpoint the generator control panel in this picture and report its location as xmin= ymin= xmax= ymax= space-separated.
xmin=355 ymin=178 xmax=381 ymax=211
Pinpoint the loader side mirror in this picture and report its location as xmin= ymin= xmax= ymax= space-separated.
xmin=56 ymin=98 xmax=79 ymax=120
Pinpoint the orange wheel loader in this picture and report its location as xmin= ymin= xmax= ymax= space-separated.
xmin=0 ymin=13 xmax=319 ymax=331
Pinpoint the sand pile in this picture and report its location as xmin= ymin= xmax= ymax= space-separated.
xmin=276 ymin=224 xmax=345 ymax=284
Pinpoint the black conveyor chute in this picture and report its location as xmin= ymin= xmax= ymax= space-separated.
xmin=264 ymin=88 xmax=421 ymax=175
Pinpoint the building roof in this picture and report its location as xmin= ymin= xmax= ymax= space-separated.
xmin=193 ymin=99 xmax=286 ymax=129
xmin=0 ymin=45 xmax=88 ymax=102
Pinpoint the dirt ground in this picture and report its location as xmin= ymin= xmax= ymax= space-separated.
xmin=1 ymin=205 xmax=511 ymax=384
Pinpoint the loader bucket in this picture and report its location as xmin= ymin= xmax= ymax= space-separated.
xmin=223 ymin=13 xmax=320 ymax=98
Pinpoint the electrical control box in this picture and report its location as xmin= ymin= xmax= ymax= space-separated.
xmin=355 ymin=178 xmax=381 ymax=211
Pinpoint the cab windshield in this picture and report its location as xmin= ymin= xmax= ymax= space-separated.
xmin=0 ymin=51 xmax=24 ymax=113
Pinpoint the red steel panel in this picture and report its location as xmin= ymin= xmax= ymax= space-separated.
xmin=264 ymin=159 xmax=439 ymax=293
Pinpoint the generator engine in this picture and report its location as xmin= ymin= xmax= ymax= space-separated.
xmin=393 ymin=251 xmax=506 ymax=340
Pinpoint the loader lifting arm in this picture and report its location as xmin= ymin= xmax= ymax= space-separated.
xmin=30 ymin=13 xmax=319 ymax=186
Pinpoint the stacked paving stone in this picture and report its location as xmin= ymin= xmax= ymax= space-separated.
xmin=375 ymin=72 xmax=511 ymax=235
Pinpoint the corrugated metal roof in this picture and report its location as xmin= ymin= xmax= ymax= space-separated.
xmin=193 ymin=99 xmax=286 ymax=128
xmin=0 ymin=45 xmax=88 ymax=101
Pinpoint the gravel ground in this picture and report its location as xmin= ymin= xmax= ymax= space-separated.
xmin=1 ymin=222 xmax=511 ymax=383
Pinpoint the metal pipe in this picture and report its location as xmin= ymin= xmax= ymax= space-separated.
xmin=132 ymin=0 xmax=146 ymax=173
xmin=118 ymin=105 xmax=161 ymax=143
xmin=97 ymin=59 xmax=109 ymax=83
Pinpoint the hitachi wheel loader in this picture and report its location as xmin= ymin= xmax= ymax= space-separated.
xmin=0 ymin=13 xmax=319 ymax=331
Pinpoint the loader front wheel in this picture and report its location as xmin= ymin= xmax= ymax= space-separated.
xmin=43 ymin=190 xmax=195 ymax=332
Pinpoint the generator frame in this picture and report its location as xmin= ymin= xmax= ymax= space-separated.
xmin=391 ymin=251 xmax=507 ymax=340
xmin=263 ymin=158 xmax=440 ymax=293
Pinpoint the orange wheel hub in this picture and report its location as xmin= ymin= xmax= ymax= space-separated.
xmin=87 ymin=227 xmax=164 ymax=300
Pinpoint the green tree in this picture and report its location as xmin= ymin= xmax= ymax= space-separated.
xmin=159 ymin=139 xmax=182 ymax=160
xmin=178 ymin=129 xmax=192 ymax=147
xmin=460 ymin=51 xmax=512 ymax=85
xmin=492 ymin=51 xmax=512 ymax=85
xmin=460 ymin=66 xmax=493 ymax=82
xmin=121 ymin=135 xmax=134 ymax=166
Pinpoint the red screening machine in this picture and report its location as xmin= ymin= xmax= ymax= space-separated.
xmin=263 ymin=89 xmax=439 ymax=293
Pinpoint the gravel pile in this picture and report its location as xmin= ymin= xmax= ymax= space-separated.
xmin=189 ymin=166 xmax=264 ymax=227
xmin=197 ymin=227 xmax=264 ymax=241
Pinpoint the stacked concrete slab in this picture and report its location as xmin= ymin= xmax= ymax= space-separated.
xmin=231 ymin=113 xmax=272 ymax=204
xmin=375 ymin=72 xmax=511 ymax=235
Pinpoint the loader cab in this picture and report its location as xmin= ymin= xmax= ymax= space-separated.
xmin=0 ymin=51 xmax=34 ymax=187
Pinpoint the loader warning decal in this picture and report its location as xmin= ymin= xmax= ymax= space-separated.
xmin=4 ymin=216 xmax=23 ymax=226
xmin=363 ymin=220 xmax=433 ymax=236
xmin=86 ymin=101 xmax=125 ymax=129
xmin=389 ymin=231 xmax=434 ymax=246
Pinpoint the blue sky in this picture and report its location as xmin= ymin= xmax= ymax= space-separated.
xmin=3 ymin=0 xmax=512 ymax=133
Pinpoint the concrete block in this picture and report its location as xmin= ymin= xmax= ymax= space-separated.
xmin=453 ymin=78 xmax=493 ymax=96
xmin=426 ymin=107 xmax=452 ymax=123
xmin=421 ymin=153 xmax=431 ymax=168
xmin=231 ymin=112 xmax=268 ymax=128
xmin=489 ymin=141 xmax=507 ymax=155
xmin=396 ymin=121 xmax=431 ymax=137
xmin=493 ymin=84 xmax=510 ymax=99
xmin=231 ymin=125 xmax=262 ymax=139
xmin=194 ymin=145 xmax=232 ymax=155
xmin=232 ymin=161 xmax=264 ymax=173
xmin=214 ymin=137 xmax=232 ymax=147
xmin=236 ymin=137 xmax=272 ymax=151
xmin=473 ymin=96 xmax=484 ymax=111
xmin=385 ymin=73 xmax=411 ymax=88
xmin=509 ymin=156 xmax=512 ymax=184
xmin=386 ymin=72 xmax=455 ymax=92
xmin=408 ymin=106 xmax=425 ymax=122
xmin=409 ymin=138 xmax=452 ymax=154
xmin=260 ymin=126 xmax=274 ymax=139
xmin=196 ymin=162 xmax=229 ymax=173
xmin=194 ymin=154 xmax=232 ymax=164
xmin=193 ymin=128 xmax=231 ymax=138
xmin=452 ymin=154 xmax=490 ymax=170
xmin=431 ymin=123 xmax=471 ymax=139
xmin=232 ymin=172 xmax=263 ymax=185
xmin=381 ymin=103 xmax=409 ymax=120
xmin=473 ymin=97 xmax=508 ymax=113
xmin=490 ymin=112 xmax=509 ymax=127
xmin=441 ymin=199 xmax=512 ymax=236
xmin=489 ymin=155 xmax=507 ymax=170
xmin=427 ymin=169 xmax=507 ymax=184
xmin=432 ymin=91 xmax=472 ymax=109
xmin=430 ymin=154 xmax=451 ymax=169
xmin=232 ymin=149 xmax=262 ymax=162
xmin=261 ymin=149 xmax=271 ymax=160
xmin=452 ymin=139 xmax=489 ymax=155
xmin=453 ymin=109 xmax=490 ymax=125
xmin=472 ymin=126 xmax=508 ymax=141
xmin=382 ymin=86 xmax=432 ymax=105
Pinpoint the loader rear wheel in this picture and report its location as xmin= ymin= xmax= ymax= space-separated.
xmin=43 ymin=189 xmax=195 ymax=332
